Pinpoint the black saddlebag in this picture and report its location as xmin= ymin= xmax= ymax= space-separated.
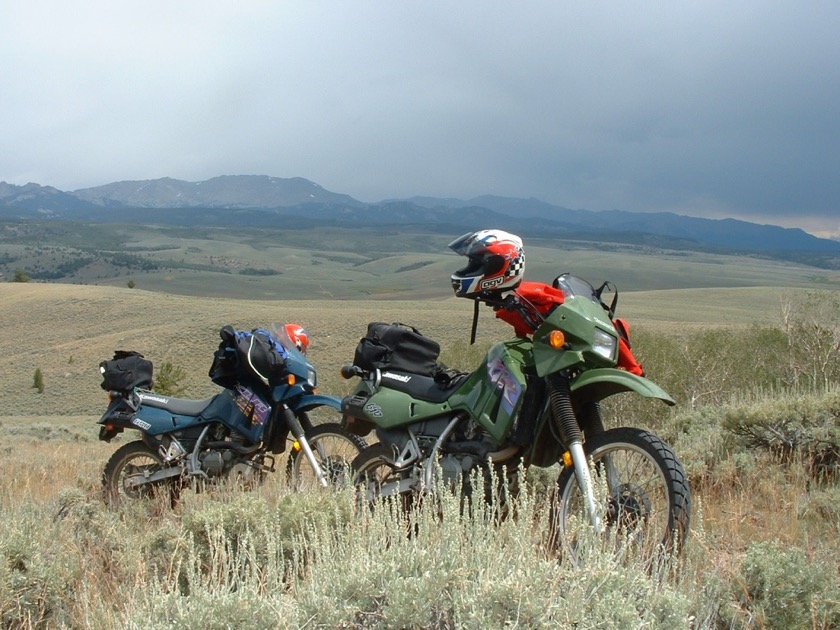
xmin=353 ymin=322 xmax=440 ymax=377
xmin=99 ymin=351 xmax=154 ymax=392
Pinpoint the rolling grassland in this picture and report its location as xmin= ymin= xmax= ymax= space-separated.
xmin=0 ymin=282 xmax=800 ymax=417
xmin=1 ymin=282 xmax=839 ymax=628
xmin=3 ymin=222 xmax=837 ymax=301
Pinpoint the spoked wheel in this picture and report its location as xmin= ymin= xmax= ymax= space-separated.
xmin=351 ymin=443 xmax=415 ymax=506
xmin=286 ymin=423 xmax=367 ymax=490
xmin=102 ymin=440 xmax=182 ymax=509
xmin=552 ymin=427 xmax=691 ymax=562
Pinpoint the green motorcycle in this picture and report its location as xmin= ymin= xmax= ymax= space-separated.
xmin=342 ymin=269 xmax=690 ymax=557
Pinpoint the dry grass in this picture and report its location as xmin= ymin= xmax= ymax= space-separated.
xmin=2 ymin=282 xmax=839 ymax=628
xmin=0 ymin=283 xmax=514 ymax=416
xmin=0 ymin=282 xmax=804 ymax=416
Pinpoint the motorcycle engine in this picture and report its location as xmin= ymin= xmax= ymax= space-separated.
xmin=199 ymin=450 xmax=228 ymax=476
xmin=199 ymin=424 xmax=257 ymax=478
xmin=228 ymin=462 xmax=259 ymax=483
xmin=199 ymin=448 xmax=260 ymax=482
xmin=438 ymin=453 xmax=479 ymax=486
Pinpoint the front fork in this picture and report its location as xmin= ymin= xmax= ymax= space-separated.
xmin=282 ymin=407 xmax=328 ymax=488
xmin=548 ymin=375 xmax=605 ymax=533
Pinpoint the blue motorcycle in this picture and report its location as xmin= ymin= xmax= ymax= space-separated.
xmin=98 ymin=324 xmax=365 ymax=508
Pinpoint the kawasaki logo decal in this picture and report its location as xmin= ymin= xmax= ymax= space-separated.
xmin=382 ymin=371 xmax=412 ymax=383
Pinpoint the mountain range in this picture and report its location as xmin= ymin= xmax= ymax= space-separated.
xmin=1 ymin=175 xmax=839 ymax=264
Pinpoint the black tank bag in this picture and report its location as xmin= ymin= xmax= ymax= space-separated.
xmin=353 ymin=322 xmax=440 ymax=377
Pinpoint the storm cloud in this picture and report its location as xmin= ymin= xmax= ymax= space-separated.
xmin=1 ymin=1 xmax=838 ymax=237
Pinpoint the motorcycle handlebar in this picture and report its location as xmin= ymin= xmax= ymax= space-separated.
xmin=340 ymin=364 xmax=363 ymax=379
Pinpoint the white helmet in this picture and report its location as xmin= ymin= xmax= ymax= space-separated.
xmin=448 ymin=229 xmax=525 ymax=297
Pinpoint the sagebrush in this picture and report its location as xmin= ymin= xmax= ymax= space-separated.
xmin=1 ymin=286 xmax=839 ymax=628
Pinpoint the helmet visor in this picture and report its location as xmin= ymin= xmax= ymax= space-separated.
xmin=448 ymin=232 xmax=479 ymax=256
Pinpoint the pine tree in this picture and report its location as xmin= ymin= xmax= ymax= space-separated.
xmin=33 ymin=368 xmax=44 ymax=393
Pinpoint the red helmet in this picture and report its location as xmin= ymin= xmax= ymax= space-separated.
xmin=284 ymin=323 xmax=309 ymax=354
xmin=448 ymin=229 xmax=525 ymax=297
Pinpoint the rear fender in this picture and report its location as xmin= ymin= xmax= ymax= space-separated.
xmin=571 ymin=368 xmax=675 ymax=406
xmin=97 ymin=406 xmax=162 ymax=442
xmin=98 ymin=397 xmax=138 ymax=441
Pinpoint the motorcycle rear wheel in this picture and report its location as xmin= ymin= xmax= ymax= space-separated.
xmin=552 ymin=427 xmax=691 ymax=561
xmin=286 ymin=423 xmax=367 ymax=490
xmin=102 ymin=440 xmax=182 ymax=509
xmin=351 ymin=443 xmax=413 ymax=505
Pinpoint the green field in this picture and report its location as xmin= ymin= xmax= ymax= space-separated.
xmin=2 ymin=221 xmax=837 ymax=300
xmin=0 ymin=281 xmax=814 ymax=418
xmin=2 ymin=241 xmax=839 ymax=627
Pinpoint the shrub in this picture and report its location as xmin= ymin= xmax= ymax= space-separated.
xmin=723 ymin=391 xmax=840 ymax=461
xmin=0 ymin=501 xmax=86 ymax=628
xmin=32 ymin=368 xmax=44 ymax=394
xmin=780 ymin=291 xmax=840 ymax=391
xmin=153 ymin=361 xmax=187 ymax=397
xmin=726 ymin=540 xmax=840 ymax=629
xmin=665 ymin=407 xmax=729 ymax=487
xmin=631 ymin=325 xmax=790 ymax=411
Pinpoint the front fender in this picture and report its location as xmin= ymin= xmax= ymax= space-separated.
xmin=571 ymin=368 xmax=675 ymax=406
xmin=290 ymin=393 xmax=343 ymax=412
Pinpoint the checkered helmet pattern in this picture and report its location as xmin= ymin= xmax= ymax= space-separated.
xmin=448 ymin=229 xmax=525 ymax=297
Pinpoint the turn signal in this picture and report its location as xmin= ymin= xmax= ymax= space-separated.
xmin=562 ymin=450 xmax=573 ymax=468
xmin=549 ymin=330 xmax=566 ymax=349
xmin=287 ymin=374 xmax=296 ymax=385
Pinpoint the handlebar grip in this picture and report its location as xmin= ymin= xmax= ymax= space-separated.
xmin=340 ymin=364 xmax=362 ymax=379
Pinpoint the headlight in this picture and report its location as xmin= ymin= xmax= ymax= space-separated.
xmin=592 ymin=328 xmax=618 ymax=361
xmin=307 ymin=368 xmax=317 ymax=387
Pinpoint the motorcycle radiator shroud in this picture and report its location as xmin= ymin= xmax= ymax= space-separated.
xmin=352 ymin=337 xmax=533 ymax=447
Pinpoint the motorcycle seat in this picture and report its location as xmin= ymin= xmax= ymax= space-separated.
xmin=379 ymin=370 xmax=469 ymax=403
xmin=137 ymin=391 xmax=215 ymax=416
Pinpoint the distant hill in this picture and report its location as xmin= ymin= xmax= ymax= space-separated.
xmin=0 ymin=181 xmax=98 ymax=213
xmin=71 ymin=175 xmax=362 ymax=209
xmin=1 ymin=175 xmax=839 ymax=266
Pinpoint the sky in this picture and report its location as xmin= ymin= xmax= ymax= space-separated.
xmin=2 ymin=2 xmax=839 ymax=239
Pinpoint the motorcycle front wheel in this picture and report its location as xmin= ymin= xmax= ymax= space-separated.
xmin=552 ymin=427 xmax=691 ymax=561
xmin=286 ymin=423 xmax=367 ymax=490
xmin=102 ymin=440 xmax=182 ymax=509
